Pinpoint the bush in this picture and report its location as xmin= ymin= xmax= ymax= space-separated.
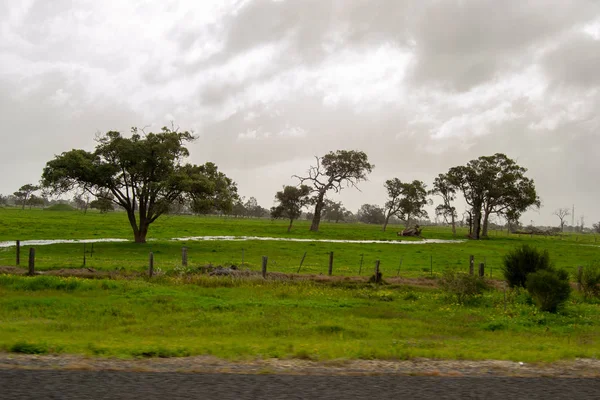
xmin=526 ymin=269 xmax=571 ymax=313
xmin=502 ymin=245 xmax=551 ymax=288
xmin=439 ymin=270 xmax=488 ymax=304
xmin=577 ymin=264 xmax=600 ymax=300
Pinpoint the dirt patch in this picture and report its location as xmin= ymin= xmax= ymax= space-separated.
xmin=0 ymin=354 xmax=598 ymax=377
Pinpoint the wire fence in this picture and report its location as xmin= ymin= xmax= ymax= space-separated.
xmin=0 ymin=240 xmax=527 ymax=280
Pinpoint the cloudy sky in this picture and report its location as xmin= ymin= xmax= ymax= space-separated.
xmin=1 ymin=0 xmax=599 ymax=227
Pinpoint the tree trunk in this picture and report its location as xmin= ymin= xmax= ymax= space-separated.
xmin=472 ymin=207 xmax=482 ymax=239
xmin=382 ymin=213 xmax=391 ymax=232
xmin=310 ymin=192 xmax=326 ymax=232
xmin=451 ymin=213 xmax=456 ymax=236
xmin=482 ymin=208 xmax=491 ymax=237
xmin=287 ymin=219 xmax=293 ymax=233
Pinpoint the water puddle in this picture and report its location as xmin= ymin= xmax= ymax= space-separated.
xmin=172 ymin=236 xmax=465 ymax=245
xmin=0 ymin=236 xmax=464 ymax=249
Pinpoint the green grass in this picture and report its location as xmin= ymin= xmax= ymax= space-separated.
xmin=1 ymin=208 xmax=599 ymax=279
xmin=0 ymin=275 xmax=597 ymax=361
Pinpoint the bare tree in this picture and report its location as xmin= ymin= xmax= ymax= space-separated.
xmin=553 ymin=208 xmax=570 ymax=232
xmin=294 ymin=150 xmax=373 ymax=232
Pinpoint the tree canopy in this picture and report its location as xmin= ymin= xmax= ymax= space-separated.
xmin=431 ymin=173 xmax=457 ymax=235
xmin=448 ymin=153 xmax=539 ymax=239
xmin=382 ymin=179 xmax=429 ymax=231
xmin=295 ymin=150 xmax=373 ymax=232
xmin=14 ymin=184 xmax=39 ymax=210
xmin=270 ymin=185 xmax=312 ymax=232
xmin=42 ymin=127 xmax=238 ymax=243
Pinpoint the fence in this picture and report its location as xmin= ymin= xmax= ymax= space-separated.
xmin=0 ymin=239 xmax=519 ymax=279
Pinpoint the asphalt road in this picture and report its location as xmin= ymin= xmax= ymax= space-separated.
xmin=1 ymin=370 xmax=599 ymax=399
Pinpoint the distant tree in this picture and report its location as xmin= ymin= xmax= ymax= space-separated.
xmin=27 ymin=194 xmax=45 ymax=209
xmin=242 ymin=197 xmax=268 ymax=218
xmin=14 ymin=184 xmax=40 ymax=210
xmin=553 ymin=208 xmax=570 ymax=232
xmin=357 ymin=204 xmax=386 ymax=225
xmin=382 ymin=179 xmax=429 ymax=231
xmin=447 ymin=153 xmax=539 ymax=239
xmin=90 ymin=192 xmax=115 ymax=213
xmin=270 ymin=185 xmax=312 ymax=232
xmin=231 ymin=197 xmax=246 ymax=218
xmin=0 ymin=194 xmax=7 ymax=206
xmin=322 ymin=200 xmax=350 ymax=223
xmin=295 ymin=150 xmax=374 ymax=232
xmin=73 ymin=192 xmax=92 ymax=214
xmin=593 ymin=222 xmax=600 ymax=234
xmin=431 ymin=174 xmax=457 ymax=235
xmin=42 ymin=127 xmax=238 ymax=243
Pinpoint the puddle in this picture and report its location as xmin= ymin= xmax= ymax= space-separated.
xmin=0 ymin=238 xmax=128 ymax=248
xmin=172 ymin=236 xmax=465 ymax=245
xmin=0 ymin=236 xmax=464 ymax=249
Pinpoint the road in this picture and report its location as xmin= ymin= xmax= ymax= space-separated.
xmin=1 ymin=370 xmax=599 ymax=399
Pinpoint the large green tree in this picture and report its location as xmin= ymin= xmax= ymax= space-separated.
xmin=270 ymin=185 xmax=312 ymax=232
xmin=295 ymin=150 xmax=373 ymax=232
xmin=448 ymin=153 xmax=539 ymax=239
xmin=42 ymin=127 xmax=238 ymax=243
xmin=382 ymin=179 xmax=429 ymax=232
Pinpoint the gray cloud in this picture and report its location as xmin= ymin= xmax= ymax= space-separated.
xmin=1 ymin=0 xmax=600 ymax=225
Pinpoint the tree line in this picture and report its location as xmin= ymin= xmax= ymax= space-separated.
xmin=1 ymin=126 xmax=591 ymax=242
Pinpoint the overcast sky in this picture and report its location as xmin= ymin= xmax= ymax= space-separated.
xmin=1 ymin=0 xmax=599 ymax=227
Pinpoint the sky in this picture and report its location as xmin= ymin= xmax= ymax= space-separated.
xmin=1 ymin=0 xmax=599 ymax=227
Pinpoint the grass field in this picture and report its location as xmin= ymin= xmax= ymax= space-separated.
xmin=0 ymin=208 xmax=599 ymax=278
xmin=0 ymin=207 xmax=599 ymax=362
xmin=0 ymin=274 xmax=598 ymax=362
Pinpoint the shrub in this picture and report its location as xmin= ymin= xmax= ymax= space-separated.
xmin=502 ymin=245 xmax=551 ymax=288
xmin=526 ymin=269 xmax=571 ymax=313
xmin=439 ymin=270 xmax=488 ymax=304
xmin=577 ymin=264 xmax=600 ymax=300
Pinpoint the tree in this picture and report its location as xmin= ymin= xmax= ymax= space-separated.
xmin=27 ymin=194 xmax=45 ymax=209
xmin=553 ymin=208 xmax=570 ymax=232
xmin=90 ymin=192 xmax=114 ymax=213
xmin=295 ymin=150 xmax=373 ymax=232
xmin=322 ymin=200 xmax=350 ymax=223
xmin=270 ymin=185 xmax=312 ymax=232
xmin=593 ymin=222 xmax=600 ymax=234
xmin=382 ymin=179 xmax=429 ymax=232
xmin=42 ymin=127 xmax=238 ymax=243
xmin=0 ymin=194 xmax=7 ymax=206
xmin=14 ymin=184 xmax=39 ymax=210
xmin=73 ymin=192 xmax=91 ymax=214
xmin=243 ymin=197 xmax=268 ymax=218
xmin=357 ymin=204 xmax=386 ymax=225
xmin=231 ymin=197 xmax=246 ymax=218
xmin=448 ymin=153 xmax=539 ymax=239
xmin=431 ymin=174 xmax=457 ymax=235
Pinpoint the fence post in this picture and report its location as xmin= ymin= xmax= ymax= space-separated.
xmin=262 ymin=256 xmax=268 ymax=278
xmin=328 ymin=252 xmax=334 ymax=276
xmin=83 ymin=243 xmax=86 ymax=267
xmin=241 ymin=248 xmax=245 ymax=267
xmin=396 ymin=257 xmax=403 ymax=276
xmin=297 ymin=252 xmax=307 ymax=274
xmin=469 ymin=255 xmax=474 ymax=275
xmin=478 ymin=262 xmax=485 ymax=278
xmin=16 ymin=240 xmax=20 ymax=266
xmin=430 ymin=255 xmax=433 ymax=276
xmin=181 ymin=247 xmax=188 ymax=267
xmin=148 ymin=252 xmax=154 ymax=278
xmin=28 ymin=248 xmax=35 ymax=276
xmin=577 ymin=266 xmax=583 ymax=291
xmin=374 ymin=260 xmax=381 ymax=283
xmin=358 ymin=254 xmax=364 ymax=275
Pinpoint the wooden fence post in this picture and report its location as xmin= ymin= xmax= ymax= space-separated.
xmin=181 ymin=247 xmax=188 ymax=267
xmin=358 ymin=254 xmax=364 ymax=275
xmin=469 ymin=255 xmax=474 ymax=275
xmin=374 ymin=260 xmax=381 ymax=283
xmin=396 ymin=257 xmax=403 ymax=276
xmin=16 ymin=240 xmax=20 ymax=266
xmin=262 ymin=256 xmax=268 ymax=278
xmin=297 ymin=252 xmax=307 ymax=274
xmin=478 ymin=262 xmax=485 ymax=278
xmin=83 ymin=243 xmax=86 ymax=267
xmin=577 ymin=266 xmax=583 ymax=291
xmin=328 ymin=251 xmax=334 ymax=276
xmin=148 ymin=252 xmax=154 ymax=278
xmin=28 ymin=248 xmax=35 ymax=276
xmin=430 ymin=255 xmax=433 ymax=276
